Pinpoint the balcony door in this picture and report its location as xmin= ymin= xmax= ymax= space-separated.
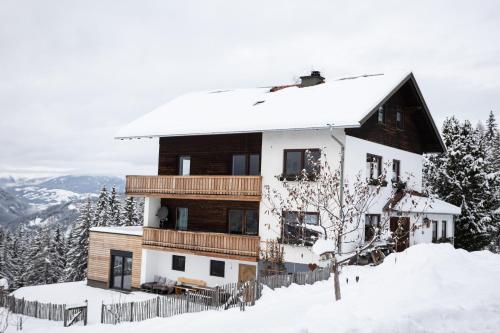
xmin=179 ymin=156 xmax=191 ymax=175
xmin=110 ymin=250 xmax=133 ymax=290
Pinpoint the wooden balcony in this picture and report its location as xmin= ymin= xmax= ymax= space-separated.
xmin=126 ymin=175 xmax=262 ymax=201
xmin=142 ymin=227 xmax=260 ymax=261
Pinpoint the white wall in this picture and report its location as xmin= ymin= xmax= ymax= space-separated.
xmin=407 ymin=213 xmax=455 ymax=245
xmin=141 ymin=248 xmax=257 ymax=287
xmin=259 ymin=128 xmax=344 ymax=264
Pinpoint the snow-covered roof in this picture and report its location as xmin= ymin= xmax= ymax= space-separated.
xmin=116 ymin=71 xmax=415 ymax=139
xmin=90 ymin=226 xmax=143 ymax=236
xmin=392 ymin=194 xmax=461 ymax=215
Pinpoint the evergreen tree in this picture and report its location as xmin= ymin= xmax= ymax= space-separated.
xmin=65 ymin=198 xmax=92 ymax=281
xmin=108 ymin=186 xmax=122 ymax=226
xmin=26 ymin=227 xmax=52 ymax=285
xmin=485 ymin=110 xmax=497 ymax=141
xmin=424 ymin=116 xmax=497 ymax=250
xmin=48 ymin=227 xmax=66 ymax=283
xmin=93 ymin=186 xmax=110 ymax=227
xmin=3 ymin=229 xmax=28 ymax=289
xmin=121 ymin=196 xmax=140 ymax=226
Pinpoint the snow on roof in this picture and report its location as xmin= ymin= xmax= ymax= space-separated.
xmin=392 ymin=194 xmax=461 ymax=215
xmin=90 ymin=226 xmax=143 ymax=236
xmin=116 ymin=71 xmax=412 ymax=139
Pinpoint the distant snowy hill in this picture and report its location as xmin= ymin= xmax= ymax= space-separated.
xmin=0 ymin=188 xmax=33 ymax=224
xmin=0 ymin=175 xmax=125 ymax=228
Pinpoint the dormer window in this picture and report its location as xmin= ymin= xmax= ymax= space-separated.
xmin=377 ymin=107 xmax=385 ymax=124
xmin=396 ymin=111 xmax=404 ymax=129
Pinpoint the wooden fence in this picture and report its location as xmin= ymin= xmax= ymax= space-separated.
xmin=102 ymin=264 xmax=331 ymax=325
xmin=0 ymin=293 xmax=87 ymax=326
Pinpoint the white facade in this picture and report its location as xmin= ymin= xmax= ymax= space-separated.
xmin=140 ymin=248 xmax=257 ymax=287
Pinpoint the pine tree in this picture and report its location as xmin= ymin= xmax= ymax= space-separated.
xmin=121 ymin=196 xmax=140 ymax=226
xmin=48 ymin=227 xmax=66 ymax=283
xmin=108 ymin=186 xmax=122 ymax=226
xmin=93 ymin=186 xmax=110 ymax=227
xmin=425 ymin=116 xmax=497 ymax=250
xmin=65 ymin=198 xmax=92 ymax=281
xmin=3 ymin=229 xmax=28 ymax=289
xmin=26 ymin=227 xmax=52 ymax=285
xmin=486 ymin=110 xmax=497 ymax=141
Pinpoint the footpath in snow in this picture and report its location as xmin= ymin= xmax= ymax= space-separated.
xmin=11 ymin=244 xmax=500 ymax=333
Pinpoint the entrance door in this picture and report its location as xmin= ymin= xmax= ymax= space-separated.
xmin=110 ymin=251 xmax=133 ymax=290
xmin=390 ymin=217 xmax=410 ymax=252
xmin=238 ymin=264 xmax=256 ymax=283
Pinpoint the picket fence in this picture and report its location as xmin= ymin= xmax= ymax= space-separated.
xmin=102 ymin=264 xmax=332 ymax=325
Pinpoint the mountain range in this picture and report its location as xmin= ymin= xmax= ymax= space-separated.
xmin=0 ymin=175 xmax=125 ymax=231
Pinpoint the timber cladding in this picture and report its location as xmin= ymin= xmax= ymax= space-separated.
xmin=88 ymin=231 xmax=143 ymax=289
xmin=158 ymin=133 xmax=262 ymax=175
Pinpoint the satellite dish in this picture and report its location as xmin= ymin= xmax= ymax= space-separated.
xmin=156 ymin=206 xmax=169 ymax=220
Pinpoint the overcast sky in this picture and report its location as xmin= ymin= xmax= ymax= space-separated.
xmin=1 ymin=0 xmax=499 ymax=178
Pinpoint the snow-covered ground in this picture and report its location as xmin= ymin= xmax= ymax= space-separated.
xmin=9 ymin=244 xmax=500 ymax=333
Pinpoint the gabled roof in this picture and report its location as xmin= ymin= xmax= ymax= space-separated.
xmin=115 ymin=71 xmax=444 ymax=152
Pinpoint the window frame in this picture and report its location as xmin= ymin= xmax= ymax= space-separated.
xmin=364 ymin=214 xmax=381 ymax=242
xmin=441 ymin=220 xmax=447 ymax=239
xmin=366 ymin=153 xmax=382 ymax=180
xmin=228 ymin=209 xmax=259 ymax=235
xmin=232 ymin=153 xmax=261 ymax=176
xmin=281 ymin=210 xmax=320 ymax=246
xmin=283 ymin=149 xmax=321 ymax=179
xmin=176 ymin=207 xmax=188 ymax=231
xmin=172 ymin=255 xmax=186 ymax=272
xmin=178 ymin=155 xmax=191 ymax=176
xmin=392 ymin=159 xmax=401 ymax=182
xmin=432 ymin=220 xmax=438 ymax=242
xmin=396 ymin=111 xmax=404 ymax=130
xmin=377 ymin=107 xmax=385 ymax=124
xmin=209 ymin=260 xmax=225 ymax=278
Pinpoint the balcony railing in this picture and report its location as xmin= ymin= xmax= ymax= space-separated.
xmin=143 ymin=227 xmax=260 ymax=258
xmin=126 ymin=175 xmax=262 ymax=201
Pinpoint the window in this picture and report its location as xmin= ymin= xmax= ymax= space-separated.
xmin=281 ymin=211 xmax=320 ymax=246
xmin=377 ymin=107 xmax=385 ymax=124
xmin=172 ymin=255 xmax=185 ymax=271
xmin=432 ymin=220 xmax=438 ymax=242
xmin=392 ymin=159 xmax=401 ymax=182
xmin=110 ymin=250 xmax=133 ymax=290
xmin=283 ymin=149 xmax=320 ymax=179
xmin=364 ymin=214 xmax=381 ymax=241
xmin=396 ymin=111 xmax=404 ymax=129
xmin=179 ymin=156 xmax=191 ymax=175
xmin=210 ymin=260 xmax=225 ymax=277
xmin=441 ymin=220 xmax=447 ymax=239
xmin=366 ymin=154 xmax=382 ymax=179
xmin=176 ymin=207 xmax=188 ymax=231
xmin=228 ymin=209 xmax=259 ymax=235
xmin=232 ymin=153 xmax=260 ymax=175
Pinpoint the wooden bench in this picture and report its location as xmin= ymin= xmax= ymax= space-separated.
xmin=174 ymin=277 xmax=208 ymax=294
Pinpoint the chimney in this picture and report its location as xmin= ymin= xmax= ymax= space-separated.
xmin=299 ymin=70 xmax=325 ymax=87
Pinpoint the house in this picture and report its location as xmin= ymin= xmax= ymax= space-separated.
xmin=87 ymin=70 xmax=460 ymax=291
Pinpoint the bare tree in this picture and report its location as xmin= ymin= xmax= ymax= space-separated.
xmin=263 ymin=151 xmax=428 ymax=300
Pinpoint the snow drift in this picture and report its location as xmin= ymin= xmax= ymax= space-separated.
xmin=15 ymin=244 xmax=500 ymax=333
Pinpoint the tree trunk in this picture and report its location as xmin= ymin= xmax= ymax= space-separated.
xmin=333 ymin=259 xmax=341 ymax=301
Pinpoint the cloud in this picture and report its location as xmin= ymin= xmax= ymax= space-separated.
xmin=0 ymin=0 xmax=499 ymax=176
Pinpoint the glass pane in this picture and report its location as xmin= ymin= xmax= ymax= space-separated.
xmin=245 ymin=210 xmax=258 ymax=235
xmin=305 ymin=150 xmax=320 ymax=175
xmin=284 ymin=211 xmax=299 ymax=225
xmin=285 ymin=151 xmax=302 ymax=176
xmin=123 ymin=257 xmax=132 ymax=290
xmin=210 ymin=260 xmax=225 ymax=277
xmin=112 ymin=256 xmax=123 ymax=288
xmin=304 ymin=213 xmax=318 ymax=225
xmin=179 ymin=156 xmax=191 ymax=175
xmin=232 ymin=154 xmax=247 ymax=175
xmin=176 ymin=208 xmax=188 ymax=230
xmin=229 ymin=210 xmax=244 ymax=234
xmin=249 ymin=154 xmax=260 ymax=175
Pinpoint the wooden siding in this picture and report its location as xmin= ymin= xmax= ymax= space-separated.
xmin=88 ymin=231 xmax=143 ymax=289
xmin=126 ymin=175 xmax=262 ymax=201
xmin=158 ymin=133 xmax=262 ymax=175
xmin=345 ymin=79 xmax=443 ymax=154
xmin=143 ymin=227 xmax=260 ymax=259
xmin=160 ymin=198 xmax=260 ymax=233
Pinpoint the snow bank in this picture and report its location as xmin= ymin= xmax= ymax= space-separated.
xmin=16 ymin=244 xmax=500 ymax=333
